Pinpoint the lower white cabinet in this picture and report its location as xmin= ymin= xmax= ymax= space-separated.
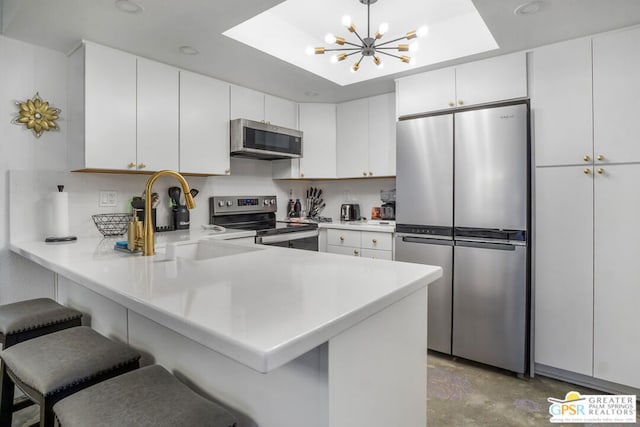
xmin=535 ymin=163 xmax=640 ymax=389
xmin=323 ymin=229 xmax=393 ymax=260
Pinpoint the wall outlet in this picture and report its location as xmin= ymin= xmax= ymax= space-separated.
xmin=99 ymin=190 xmax=117 ymax=207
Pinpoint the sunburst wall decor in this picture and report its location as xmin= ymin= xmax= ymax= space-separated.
xmin=12 ymin=92 xmax=61 ymax=138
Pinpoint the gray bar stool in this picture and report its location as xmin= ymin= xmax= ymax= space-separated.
xmin=0 ymin=326 xmax=140 ymax=427
xmin=0 ymin=298 xmax=82 ymax=415
xmin=53 ymin=365 xmax=239 ymax=427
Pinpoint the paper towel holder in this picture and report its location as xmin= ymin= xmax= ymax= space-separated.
xmin=44 ymin=185 xmax=77 ymax=243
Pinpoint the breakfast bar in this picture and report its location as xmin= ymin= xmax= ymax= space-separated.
xmin=10 ymin=234 xmax=441 ymax=427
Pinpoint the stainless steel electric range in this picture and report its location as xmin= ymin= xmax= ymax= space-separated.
xmin=209 ymin=196 xmax=319 ymax=251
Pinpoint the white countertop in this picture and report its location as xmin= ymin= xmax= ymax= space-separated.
xmin=10 ymin=228 xmax=440 ymax=373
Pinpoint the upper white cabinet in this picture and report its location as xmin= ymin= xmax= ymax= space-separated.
xmin=230 ymin=86 xmax=298 ymax=129
xmin=337 ymin=93 xmax=396 ymax=178
xmin=69 ymin=43 xmax=137 ymax=171
xmin=179 ymin=70 xmax=230 ymax=175
xmin=396 ymin=52 xmax=527 ymax=117
xmin=593 ymin=27 xmax=640 ymax=164
xmin=532 ymin=38 xmax=593 ymax=167
xmin=137 ymin=58 xmax=179 ymax=171
xmin=273 ymin=103 xmax=337 ymax=179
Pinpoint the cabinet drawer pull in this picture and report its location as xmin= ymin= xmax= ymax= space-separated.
xmin=300 ymin=172 xmax=305 ymax=178
xmin=447 ymin=101 xmax=454 ymax=107
xmin=225 ymin=168 xmax=230 ymax=174
xmin=597 ymin=154 xmax=604 ymax=161
xmin=372 ymin=239 xmax=377 ymax=244
xmin=353 ymin=249 xmax=359 ymax=255
xmin=584 ymin=168 xmax=591 ymax=175
xmin=128 ymin=162 xmax=136 ymax=169
xmin=368 ymin=171 xmax=373 ymax=176
xmin=339 ymin=236 xmax=345 ymax=241
xmin=597 ymin=168 xmax=604 ymax=174
xmin=362 ymin=171 xmax=367 ymax=176
xmin=583 ymin=155 xmax=590 ymax=162
xmin=457 ymin=100 xmax=464 ymax=106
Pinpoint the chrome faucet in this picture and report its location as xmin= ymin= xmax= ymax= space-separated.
xmin=142 ymin=170 xmax=195 ymax=256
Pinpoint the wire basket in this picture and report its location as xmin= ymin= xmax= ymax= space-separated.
xmin=91 ymin=213 xmax=133 ymax=236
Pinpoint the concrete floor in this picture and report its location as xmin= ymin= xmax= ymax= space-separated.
xmin=11 ymin=352 xmax=638 ymax=426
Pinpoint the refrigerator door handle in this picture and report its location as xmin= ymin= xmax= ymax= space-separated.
xmin=455 ymin=240 xmax=516 ymax=251
xmin=402 ymin=236 xmax=455 ymax=246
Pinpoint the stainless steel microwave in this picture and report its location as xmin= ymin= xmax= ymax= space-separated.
xmin=230 ymin=118 xmax=303 ymax=160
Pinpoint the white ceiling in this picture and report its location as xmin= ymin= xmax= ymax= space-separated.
xmin=2 ymin=0 xmax=640 ymax=102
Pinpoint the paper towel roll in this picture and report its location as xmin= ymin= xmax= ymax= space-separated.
xmin=49 ymin=192 xmax=70 ymax=237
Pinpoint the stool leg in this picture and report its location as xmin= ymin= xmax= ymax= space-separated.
xmin=0 ymin=364 xmax=15 ymax=426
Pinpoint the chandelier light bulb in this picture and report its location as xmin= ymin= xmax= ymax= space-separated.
xmin=417 ymin=25 xmax=429 ymax=38
xmin=409 ymin=43 xmax=419 ymax=52
xmin=409 ymin=57 xmax=417 ymax=65
xmin=378 ymin=22 xmax=389 ymax=35
xmin=342 ymin=15 xmax=352 ymax=27
xmin=305 ymin=46 xmax=315 ymax=56
xmin=325 ymin=33 xmax=337 ymax=44
xmin=330 ymin=54 xmax=339 ymax=63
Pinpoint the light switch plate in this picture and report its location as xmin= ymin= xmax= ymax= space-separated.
xmin=99 ymin=191 xmax=117 ymax=207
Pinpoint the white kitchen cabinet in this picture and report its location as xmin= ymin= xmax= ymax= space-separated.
xmin=368 ymin=93 xmax=396 ymax=177
xmin=69 ymin=42 xmax=137 ymax=171
xmin=534 ymin=166 xmax=594 ymax=376
xmin=593 ymin=164 xmax=640 ymax=388
xmin=532 ymin=38 xmax=593 ymax=167
xmin=179 ymin=70 xmax=230 ymax=175
xmin=230 ymin=85 xmax=298 ymax=129
xmin=273 ymin=103 xmax=336 ymax=179
xmin=396 ymin=68 xmax=455 ymax=117
xmin=593 ymin=27 xmax=640 ymax=164
xmin=395 ymin=52 xmax=527 ymax=117
xmin=337 ymin=98 xmax=369 ymax=178
xmin=137 ymin=58 xmax=179 ymax=171
xmin=324 ymin=228 xmax=393 ymax=259
xmin=337 ymin=94 xmax=396 ymax=178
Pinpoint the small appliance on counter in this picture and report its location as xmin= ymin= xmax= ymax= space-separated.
xmin=380 ymin=188 xmax=396 ymax=220
xmin=340 ymin=204 xmax=360 ymax=221
xmin=169 ymin=187 xmax=190 ymax=230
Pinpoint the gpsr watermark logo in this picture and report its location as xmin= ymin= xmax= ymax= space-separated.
xmin=548 ymin=391 xmax=637 ymax=423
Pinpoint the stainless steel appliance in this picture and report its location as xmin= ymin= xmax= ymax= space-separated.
xmin=395 ymin=101 xmax=530 ymax=374
xmin=230 ymin=119 xmax=303 ymax=160
xmin=380 ymin=189 xmax=396 ymax=220
xmin=340 ymin=204 xmax=360 ymax=221
xmin=210 ymin=195 xmax=318 ymax=250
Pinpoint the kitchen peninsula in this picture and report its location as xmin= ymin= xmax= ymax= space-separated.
xmin=10 ymin=232 xmax=440 ymax=427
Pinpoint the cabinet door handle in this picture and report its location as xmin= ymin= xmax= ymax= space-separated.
xmin=225 ymin=168 xmax=230 ymax=174
xmin=457 ymin=100 xmax=464 ymax=106
xmin=584 ymin=168 xmax=591 ymax=175
xmin=368 ymin=171 xmax=373 ymax=176
xmin=353 ymin=249 xmax=359 ymax=255
xmin=138 ymin=163 xmax=146 ymax=169
xmin=372 ymin=239 xmax=377 ymax=244
xmin=597 ymin=154 xmax=604 ymax=161
xmin=300 ymin=172 xmax=305 ymax=178
xmin=447 ymin=101 xmax=454 ymax=107
xmin=597 ymin=168 xmax=604 ymax=174
xmin=339 ymin=236 xmax=345 ymax=241
xmin=583 ymin=155 xmax=590 ymax=162
xmin=128 ymin=162 xmax=136 ymax=169
xmin=362 ymin=171 xmax=367 ymax=176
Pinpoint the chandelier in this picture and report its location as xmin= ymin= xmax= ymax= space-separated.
xmin=307 ymin=0 xmax=428 ymax=72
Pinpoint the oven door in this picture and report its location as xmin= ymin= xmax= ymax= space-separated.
xmin=256 ymin=230 xmax=319 ymax=251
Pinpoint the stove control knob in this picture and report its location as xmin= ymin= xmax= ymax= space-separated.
xmin=263 ymin=200 xmax=269 ymax=206
xmin=270 ymin=199 xmax=276 ymax=205
xmin=218 ymin=200 xmax=225 ymax=207
xmin=226 ymin=200 xmax=233 ymax=207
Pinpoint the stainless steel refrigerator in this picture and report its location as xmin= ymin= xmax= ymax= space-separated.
xmin=395 ymin=102 xmax=529 ymax=374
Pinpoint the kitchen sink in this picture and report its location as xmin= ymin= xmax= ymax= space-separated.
xmin=159 ymin=240 xmax=263 ymax=261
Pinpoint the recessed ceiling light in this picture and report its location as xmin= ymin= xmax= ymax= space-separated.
xmin=115 ymin=0 xmax=143 ymax=14
xmin=304 ymin=91 xmax=319 ymax=97
xmin=514 ymin=1 xmax=543 ymax=16
xmin=179 ymin=46 xmax=200 ymax=55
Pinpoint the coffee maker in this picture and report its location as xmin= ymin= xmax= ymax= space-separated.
xmin=380 ymin=189 xmax=396 ymax=220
